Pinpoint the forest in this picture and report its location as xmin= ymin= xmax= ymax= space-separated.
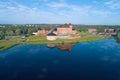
xmin=0 ymin=24 xmax=120 ymax=40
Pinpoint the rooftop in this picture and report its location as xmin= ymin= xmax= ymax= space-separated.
xmin=57 ymin=23 xmax=72 ymax=28
xmin=47 ymin=32 xmax=56 ymax=36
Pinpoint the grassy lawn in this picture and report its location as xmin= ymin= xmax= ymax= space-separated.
xmin=26 ymin=35 xmax=105 ymax=44
xmin=0 ymin=34 xmax=107 ymax=50
xmin=0 ymin=37 xmax=22 ymax=50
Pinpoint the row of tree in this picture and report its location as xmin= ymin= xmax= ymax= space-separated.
xmin=0 ymin=24 xmax=120 ymax=40
xmin=74 ymin=25 xmax=120 ymax=32
xmin=0 ymin=25 xmax=56 ymax=39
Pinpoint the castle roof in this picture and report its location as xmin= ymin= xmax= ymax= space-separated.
xmin=57 ymin=23 xmax=72 ymax=28
xmin=47 ymin=32 xmax=56 ymax=36
xmin=57 ymin=25 xmax=67 ymax=28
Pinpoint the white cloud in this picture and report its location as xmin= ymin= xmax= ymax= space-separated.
xmin=47 ymin=2 xmax=68 ymax=8
xmin=47 ymin=1 xmax=115 ymax=17
xmin=0 ymin=0 xmax=119 ymax=24
xmin=91 ymin=10 xmax=115 ymax=16
xmin=104 ymin=0 xmax=120 ymax=9
xmin=0 ymin=1 xmax=56 ymax=23
xmin=43 ymin=0 xmax=48 ymax=2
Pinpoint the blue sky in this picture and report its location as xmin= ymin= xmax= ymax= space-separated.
xmin=0 ymin=0 xmax=120 ymax=25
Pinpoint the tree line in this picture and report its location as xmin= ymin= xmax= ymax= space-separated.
xmin=0 ymin=24 xmax=56 ymax=40
xmin=0 ymin=24 xmax=120 ymax=40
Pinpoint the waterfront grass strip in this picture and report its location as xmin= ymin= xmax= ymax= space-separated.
xmin=0 ymin=35 xmax=106 ymax=50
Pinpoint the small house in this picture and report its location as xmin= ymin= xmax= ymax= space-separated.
xmin=20 ymin=34 xmax=27 ymax=38
xmin=88 ymin=28 xmax=97 ymax=33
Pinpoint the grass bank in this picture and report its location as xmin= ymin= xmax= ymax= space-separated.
xmin=0 ymin=34 xmax=107 ymax=50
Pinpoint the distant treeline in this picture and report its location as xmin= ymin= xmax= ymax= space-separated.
xmin=0 ymin=24 xmax=56 ymax=40
xmin=74 ymin=25 xmax=120 ymax=32
xmin=0 ymin=24 xmax=120 ymax=40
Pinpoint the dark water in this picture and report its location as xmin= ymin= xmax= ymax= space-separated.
xmin=0 ymin=39 xmax=120 ymax=80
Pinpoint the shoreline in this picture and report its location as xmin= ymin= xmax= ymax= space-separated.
xmin=0 ymin=35 xmax=108 ymax=51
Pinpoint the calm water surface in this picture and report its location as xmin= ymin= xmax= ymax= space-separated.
xmin=0 ymin=39 xmax=120 ymax=80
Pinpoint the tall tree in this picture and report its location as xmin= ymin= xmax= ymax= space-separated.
xmin=28 ymin=27 xmax=33 ymax=35
xmin=0 ymin=31 xmax=4 ymax=39
xmin=15 ymin=28 xmax=21 ymax=35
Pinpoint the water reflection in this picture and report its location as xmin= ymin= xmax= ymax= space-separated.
xmin=1 ymin=39 xmax=120 ymax=80
xmin=113 ymin=35 xmax=120 ymax=44
xmin=47 ymin=42 xmax=78 ymax=51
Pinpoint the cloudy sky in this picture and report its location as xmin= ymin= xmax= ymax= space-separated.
xmin=0 ymin=0 xmax=120 ymax=24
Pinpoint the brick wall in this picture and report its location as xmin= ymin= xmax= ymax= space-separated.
xmin=57 ymin=25 xmax=73 ymax=35
xmin=37 ymin=30 xmax=50 ymax=36
xmin=88 ymin=29 xmax=97 ymax=33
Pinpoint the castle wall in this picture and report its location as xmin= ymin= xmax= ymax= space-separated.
xmin=57 ymin=26 xmax=73 ymax=35
xmin=88 ymin=29 xmax=97 ymax=33
xmin=37 ymin=30 xmax=50 ymax=36
xmin=47 ymin=36 xmax=57 ymax=40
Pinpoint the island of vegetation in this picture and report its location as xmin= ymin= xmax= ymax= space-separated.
xmin=0 ymin=23 xmax=120 ymax=50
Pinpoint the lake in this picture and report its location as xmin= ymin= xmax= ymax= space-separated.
xmin=0 ymin=39 xmax=120 ymax=80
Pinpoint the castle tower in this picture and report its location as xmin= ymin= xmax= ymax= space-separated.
xmin=68 ymin=23 xmax=72 ymax=29
xmin=68 ymin=23 xmax=72 ymax=33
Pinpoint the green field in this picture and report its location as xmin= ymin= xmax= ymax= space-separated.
xmin=0 ymin=34 xmax=107 ymax=50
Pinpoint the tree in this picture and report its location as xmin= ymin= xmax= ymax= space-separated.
xmin=0 ymin=31 xmax=4 ymax=39
xmin=15 ymin=28 xmax=21 ymax=35
xmin=9 ymin=31 xmax=14 ymax=36
xmin=118 ymin=32 xmax=120 ymax=39
xmin=6 ymin=30 xmax=14 ymax=36
xmin=28 ymin=27 xmax=33 ymax=35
